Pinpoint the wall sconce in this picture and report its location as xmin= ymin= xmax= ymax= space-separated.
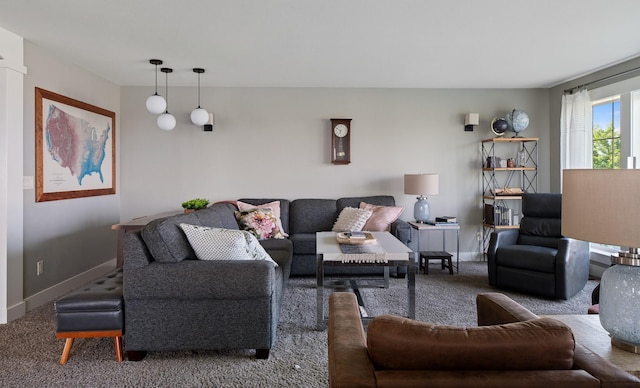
xmin=157 ymin=67 xmax=176 ymax=131
xmin=204 ymin=112 xmax=215 ymax=132
xmin=190 ymin=68 xmax=209 ymax=126
xmin=145 ymin=59 xmax=167 ymax=114
xmin=464 ymin=113 xmax=479 ymax=131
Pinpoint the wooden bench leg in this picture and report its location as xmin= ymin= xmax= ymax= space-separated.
xmin=114 ymin=336 xmax=123 ymax=362
xmin=60 ymin=338 xmax=74 ymax=365
xmin=447 ymin=257 xmax=453 ymax=275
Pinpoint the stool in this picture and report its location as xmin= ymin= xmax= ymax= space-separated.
xmin=54 ymin=268 xmax=124 ymax=365
xmin=419 ymin=251 xmax=453 ymax=275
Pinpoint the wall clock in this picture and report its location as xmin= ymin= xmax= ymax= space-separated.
xmin=331 ymin=118 xmax=351 ymax=164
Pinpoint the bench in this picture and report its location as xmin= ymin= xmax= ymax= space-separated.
xmin=54 ymin=268 xmax=124 ymax=364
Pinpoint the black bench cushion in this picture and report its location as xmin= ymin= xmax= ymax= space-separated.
xmin=55 ymin=269 xmax=123 ymax=332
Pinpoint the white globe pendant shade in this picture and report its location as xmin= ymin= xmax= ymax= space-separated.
xmin=146 ymin=94 xmax=166 ymax=114
xmin=191 ymin=107 xmax=209 ymax=126
xmin=157 ymin=112 xmax=176 ymax=131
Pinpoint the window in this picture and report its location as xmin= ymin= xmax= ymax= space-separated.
xmin=592 ymin=97 xmax=621 ymax=169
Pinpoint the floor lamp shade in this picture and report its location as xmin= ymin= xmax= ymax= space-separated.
xmin=562 ymin=168 xmax=640 ymax=352
xmin=404 ymin=174 xmax=439 ymax=222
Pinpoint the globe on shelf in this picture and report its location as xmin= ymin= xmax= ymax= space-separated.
xmin=505 ymin=109 xmax=530 ymax=137
xmin=490 ymin=117 xmax=509 ymax=137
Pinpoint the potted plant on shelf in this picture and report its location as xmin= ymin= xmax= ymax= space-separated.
xmin=181 ymin=198 xmax=210 ymax=213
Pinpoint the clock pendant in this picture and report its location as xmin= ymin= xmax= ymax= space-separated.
xmin=331 ymin=118 xmax=351 ymax=164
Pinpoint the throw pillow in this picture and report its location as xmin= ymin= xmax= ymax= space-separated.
xmin=179 ymin=223 xmax=277 ymax=266
xmin=237 ymin=200 xmax=288 ymax=237
xmin=360 ymin=202 xmax=404 ymax=231
xmin=331 ymin=207 xmax=373 ymax=232
xmin=235 ymin=208 xmax=286 ymax=239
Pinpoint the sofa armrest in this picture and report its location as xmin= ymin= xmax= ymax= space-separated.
xmin=391 ymin=219 xmax=411 ymax=245
xmin=328 ymin=292 xmax=376 ymax=388
xmin=124 ymin=259 xmax=276 ymax=300
xmin=476 ymin=292 xmax=539 ymax=326
xmin=572 ymin=343 xmax=640 ymax=386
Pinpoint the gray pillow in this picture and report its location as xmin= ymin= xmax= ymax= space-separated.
xmin=141 ymin=213 xmax=201 ymax=263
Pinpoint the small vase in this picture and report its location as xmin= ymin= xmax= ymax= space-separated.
xmin=184 ymin=209 xmax=196 ymax=214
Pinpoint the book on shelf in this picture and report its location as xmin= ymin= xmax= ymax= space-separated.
xmin=435 ymin=216 xmax=457 ymax=223
xmin=483 ymin=204 xmax=513 ymax=226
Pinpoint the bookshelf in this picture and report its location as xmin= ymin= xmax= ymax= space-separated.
xmin=481 ymin=137 xmax=538 ymax=252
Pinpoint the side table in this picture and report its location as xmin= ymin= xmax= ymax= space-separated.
xmin=408 ymin=221 xmax=460 ymax=274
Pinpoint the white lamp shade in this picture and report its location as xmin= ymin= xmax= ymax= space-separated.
xmin=404 ymin=174 xmax=439 ymax=195
xmin=146 ymin=94 xmax=166 ymax=114
xmin=191 ymin=107 xmax=209 ymax=126
xmin=157 ymin=112 xmax=176 ymax=131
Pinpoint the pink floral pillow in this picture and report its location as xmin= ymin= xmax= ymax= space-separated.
xmin=235 ymin=208 xmax=286 ymax=239
xmin=237 ymin=200 xmax=288 ymax=237
xmin=360 ymin=202 xmax=404 ymax=231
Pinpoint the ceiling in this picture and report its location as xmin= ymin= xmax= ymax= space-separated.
xmin=1 ymin=0 xmax=639 ymax=89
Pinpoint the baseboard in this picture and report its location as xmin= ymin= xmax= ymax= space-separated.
xmin=24 ymin=258 xmax=118 ymax=313
xmin=0 ymin=301 xmax=26 ymax=324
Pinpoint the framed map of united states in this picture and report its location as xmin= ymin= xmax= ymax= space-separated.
xmin=35 ymin=88 xmax=116 ymax=202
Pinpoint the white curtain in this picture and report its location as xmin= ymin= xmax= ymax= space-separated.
xmin=560 ymin=89 xmax=593 ymax=172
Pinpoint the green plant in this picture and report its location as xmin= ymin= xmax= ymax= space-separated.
xmin=181 ymin=198 xmax=210 ymax=210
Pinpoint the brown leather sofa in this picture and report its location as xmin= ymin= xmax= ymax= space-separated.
xmin=328 ymin=292 xmax=640 ymax=387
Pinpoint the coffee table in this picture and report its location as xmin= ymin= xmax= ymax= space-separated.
xmin=316 ymin=231 xmax=415 ymax=329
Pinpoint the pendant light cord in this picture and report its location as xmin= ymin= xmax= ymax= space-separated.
xmin=197 ymin=72 xmax=201 ymax=108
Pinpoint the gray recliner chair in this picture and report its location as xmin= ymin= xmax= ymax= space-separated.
xmin=487 ymin=193 xmax=589 ymax=300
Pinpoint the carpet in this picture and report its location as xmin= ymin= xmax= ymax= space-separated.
xmin=0 ymin=262 xmax=597 ymax=387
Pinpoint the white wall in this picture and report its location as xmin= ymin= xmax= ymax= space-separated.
xmin=121 ymin=87 xmax=550 ymax=259
xmin=22 ymin=42 xmax=120 ymax=299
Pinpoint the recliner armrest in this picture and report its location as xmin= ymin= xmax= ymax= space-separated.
xmin=487 ymin=229 xmax=520 ymax=285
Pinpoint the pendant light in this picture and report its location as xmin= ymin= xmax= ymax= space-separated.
xmin=145 ymin=59 xmax=167 ymax=114
xmin=157 ymin=67 xmax=176 ymax=130
xmin=190 ymin=68 xmax=209 ymax=126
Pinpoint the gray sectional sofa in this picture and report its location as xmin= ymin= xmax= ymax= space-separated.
xmin=123 ymin=195 xmax=408 ymax=360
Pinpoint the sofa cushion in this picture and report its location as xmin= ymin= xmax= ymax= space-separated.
xmin=237 ymin=200 xmax=288 ymax=237
xmin=360 ymin=202 xmax=404 ymax=231
xmin=497 ymin=245 xmax=558 ymax=273
xmin=179 ymin=223 xmax=277 ymax=266
xmin=235 ymin=208 xmax=286 ymax=239
xmin=332 ymin=207 xmax=373 ymax=232
xmin=289 ymin=233 xmax=316 ymax=255
xmin=367 ymin=315 xmax=575 ymax=371
xmin=290 ymin=199 xmax=338 ymax=234
xmin=141 ymin=213 xmax=201 ymax=263
xmin=195 ymin=202 xmax=239 ymax=229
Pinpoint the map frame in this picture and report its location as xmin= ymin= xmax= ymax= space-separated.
xmin=35 ymin=87 xmax=116 ymax=202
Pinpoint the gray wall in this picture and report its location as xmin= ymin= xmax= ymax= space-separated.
xmin=121 ymin=86 xmax=551 ymax=260
xmin=22 ymin=42 xmax=120 ymax=297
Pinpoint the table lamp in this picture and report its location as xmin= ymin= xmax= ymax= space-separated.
xmin=404 ymin=174 xmax=439 ymax=223
xmin=562 ymin=169 xmax=640 ymax=353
